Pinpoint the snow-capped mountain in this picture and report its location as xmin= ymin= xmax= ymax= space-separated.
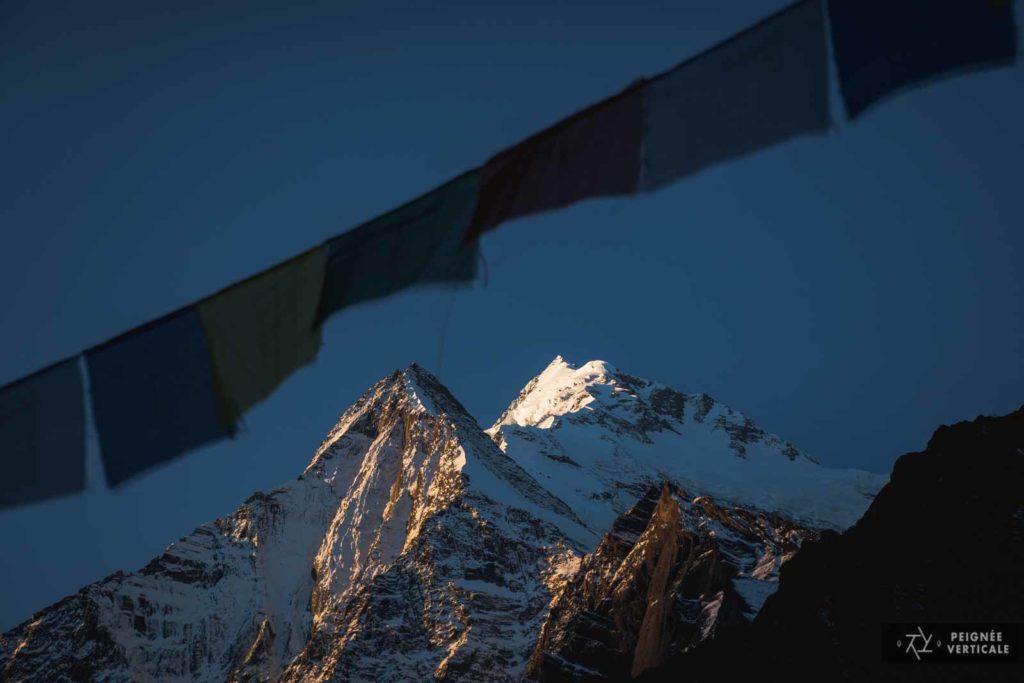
xmin=491 ymin=356 xmax=883 ymax=533
xmin=0 ymin=358 xmax=886 ymax=682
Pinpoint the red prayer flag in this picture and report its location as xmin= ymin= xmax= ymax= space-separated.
xmin=465 ymin=80 xmax=645 ymax=242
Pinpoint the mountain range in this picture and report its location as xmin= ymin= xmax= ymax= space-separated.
xmin=4 ymin=357 xmax=1015 ymax=682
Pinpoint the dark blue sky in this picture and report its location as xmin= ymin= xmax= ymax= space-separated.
xmin=1 ymin=0 xmax=1021 ymax=630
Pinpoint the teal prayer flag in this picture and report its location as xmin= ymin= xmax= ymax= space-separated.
xmin=0 ymin=358 xmax=86 ymax=508
xmin=317 ymin=170 xmax=480 ymax=323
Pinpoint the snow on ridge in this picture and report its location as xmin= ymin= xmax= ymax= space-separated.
xmin=489 ymin=355 xmax=888 ymax=532
xmin=307 ymin=362 xmax=595 ymax=549
xmin=306 ymin=356 xmax=881 ymax=536
xmin=493 ymin=356 xmax=616 ymax=430
xmin=307 ymin=363 xmax=473 ymax=476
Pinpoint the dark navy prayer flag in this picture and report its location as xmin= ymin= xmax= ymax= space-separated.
xmin=466 ymin=82 xmax=644 ymax=241
xmin=641 ymin=0 xmax=830 ymax=191
xmin=317 ymin=170 xmax=480 ymax=323
xmin=0 ymin=358 xmax=86 ymax=508
xmin=86 ymin=307 xmax=231 ymax=487
xmin=828 ymin=0 xmax=1018 ymax=119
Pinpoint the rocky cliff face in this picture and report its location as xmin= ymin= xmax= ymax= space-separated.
xmin=639 ymin=406 xmax=1024 ymax=683
xmin=525 ymin=483 xmax=816 ymax=681
xmin=0 ymin=357 xmax=886 ymax=682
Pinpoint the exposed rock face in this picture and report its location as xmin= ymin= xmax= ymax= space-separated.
xmin=0 ymin=357 xmax=885 ymax=682
xmin=640 ymin=407 xmax=1024 ymax=683
xmin=526 ymin=484 xmax=814 ymax=681
xmin=275 ymin=366 xmax=589 ymax=683
xmin=1 ymin=366 xmax=585 ymax=682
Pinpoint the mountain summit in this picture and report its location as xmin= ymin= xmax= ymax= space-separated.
xmin=0 ymin=358 xmax=885 ymax=682
xmin=492 ymin=356 xmax=884 ymax=531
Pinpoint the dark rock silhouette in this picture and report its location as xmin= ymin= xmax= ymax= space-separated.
xmin=641 ymin=406 xmax=1024 ymax=683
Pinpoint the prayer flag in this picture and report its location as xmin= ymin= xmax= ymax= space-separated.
xmin=466 ymin=82 xmax=644 ymax=240
xmin=827 ymin=0 xmax=1017 ymax=119
xmin=0 ymin=358 xmax=85 ymax=508
xmin=642 ymin=0 xmax=830 ymax=191
xmin=198 ymin=246 xmax=328 ymax=427
xmin=317 ymin=170 xmax=480 ymax=323
xmin=86 ymin=307 xmax=230 ymax=487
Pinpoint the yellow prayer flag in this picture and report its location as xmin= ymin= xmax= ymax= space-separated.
xmin=198 ymin=246 xmax=327 ymax=426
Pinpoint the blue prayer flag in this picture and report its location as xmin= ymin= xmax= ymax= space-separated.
xmin=0 ymin=358 xmax=86 ymax=508
xmin=828 ymin=0 xmax=1017 ymax=119
xmin=641 ymin=0 xmax=830 ymax=191
xmin=86 ymin=307 xmax=231 ymax=487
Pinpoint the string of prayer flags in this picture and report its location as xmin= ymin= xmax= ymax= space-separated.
xmin=316 ymin=170 xmax=481 ymax=324
xmin=465 ymin=81 xmax=645 ymax=241
xmin=641 ymin=0 xmax=831 ymax=191
xmin=1 ymin=0 xmax=1019 ymax=507
xmin=198 ymin=246 xmax=328 ymax=427
xmin=0 ymin=359 xmax=86 ymax=508
xmin=86 ymin=307 xmax=232 ymax=487
xmin=827 ymin=0 xmax=1018 ymax=119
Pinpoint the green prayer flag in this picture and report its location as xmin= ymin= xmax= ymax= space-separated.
xmin=198 ymin=246 xmax=327 ymax=426
xmin=316 ymin=170 xmax=480 ymax=323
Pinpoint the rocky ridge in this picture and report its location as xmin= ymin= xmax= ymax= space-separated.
xmin=0 ymin=358 xmax=886 ymax=682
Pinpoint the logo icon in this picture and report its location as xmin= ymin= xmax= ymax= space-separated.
xmin=897 ymin=626 xmax=939 ymax=661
